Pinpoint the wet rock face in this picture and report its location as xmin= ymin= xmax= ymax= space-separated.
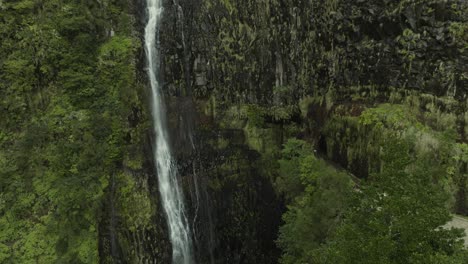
xmin=156 ymin=2 xmax=286 ymax=261
xmin=189 ymin=124 xmax=284 ymax=264
xmin=128 ymin=0 xmax=284 ymax=262
xmin=97 ymin=1 xmax=175 ymax=263
xmin=134 ymin=0 xmax=467 ymax=263
xmin=98 ymin=136 xmax=173 ymax=264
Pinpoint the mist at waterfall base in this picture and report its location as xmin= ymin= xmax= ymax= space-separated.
xmin=144 ymin=0 xmax=194 ymax=263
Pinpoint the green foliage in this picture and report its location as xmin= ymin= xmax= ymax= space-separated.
xmin=1 ymin=0 xmax=466 ymax=263
xmin=246 ymin=105 xmax=266 ymax=128
xmin=0 ymin=0 xmax=148 ymax=262
xmin=277 ymin=148 xmax=353 ymax=264
xmin=116 ymin=173 xmax=153 ymax=231
xmin=324 ymin=102 xmax=467 ymax=212
xmin=314 ymin=138 xmax=467 ymax=264
xmin=359 ymin=104 xmax=420 ymax=129
xmin=276 ymin=139 xmax=312 ymax=200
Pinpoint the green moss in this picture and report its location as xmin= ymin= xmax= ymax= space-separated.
xmin=322 ymin=101 xmax=467 ymax=211
xmin=244 ymin=123 xmax=280 ymax=154
xmin=299 ymin=96 xmax=319 ymax=118
xmin=116 ymin=172 xmax=154 ymax=231
xmin=465 ymin=111 xmax=468 ymax=140
xmin=218 ymin=105 xmax=247 ymax=129
xmin=123 ymin=153 xmax=144 ymax=170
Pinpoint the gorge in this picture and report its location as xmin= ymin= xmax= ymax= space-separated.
xmin=0 ymin=0 xmax=467 ymax=263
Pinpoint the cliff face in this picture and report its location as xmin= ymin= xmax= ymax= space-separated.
xmin=157 ymin=0 xmax=467 ymax=262
xmin=0 ymin=0 xmax=466 ymax=263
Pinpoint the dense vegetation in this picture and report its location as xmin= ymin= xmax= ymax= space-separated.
xmin=276 ymin=135 xmax=467 ymax=263
xmin=0 ymin=1 xmax=160 ymax=263
xmin=1 ymin=0 xmax=467 ymax=263
xmin=315 ymin=139 xmax=466 ymax=263
xmin=181 ymin=0 xmax=468 ymax=262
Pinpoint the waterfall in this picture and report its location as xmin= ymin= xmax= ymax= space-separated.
xmin=144 ymin=1 xmax=194 ymax=263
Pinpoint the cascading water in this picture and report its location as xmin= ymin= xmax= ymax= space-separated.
xmin=144 ymin=1 xmax=194 ymax=263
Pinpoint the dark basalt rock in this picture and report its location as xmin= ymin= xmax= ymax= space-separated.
xmin=119 ymin=0 xmax=468 ymax=263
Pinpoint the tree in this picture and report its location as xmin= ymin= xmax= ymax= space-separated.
xmin=276 ymin=138 xmax=312 ymax=200
xmin=276 ymin=139 xmax=353 ymax=264
xmin=314 ymin=138 xmax=467 ymax=264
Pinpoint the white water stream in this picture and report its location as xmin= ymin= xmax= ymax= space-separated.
xmin=144 ymin=1 xmax=194 ymax=263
